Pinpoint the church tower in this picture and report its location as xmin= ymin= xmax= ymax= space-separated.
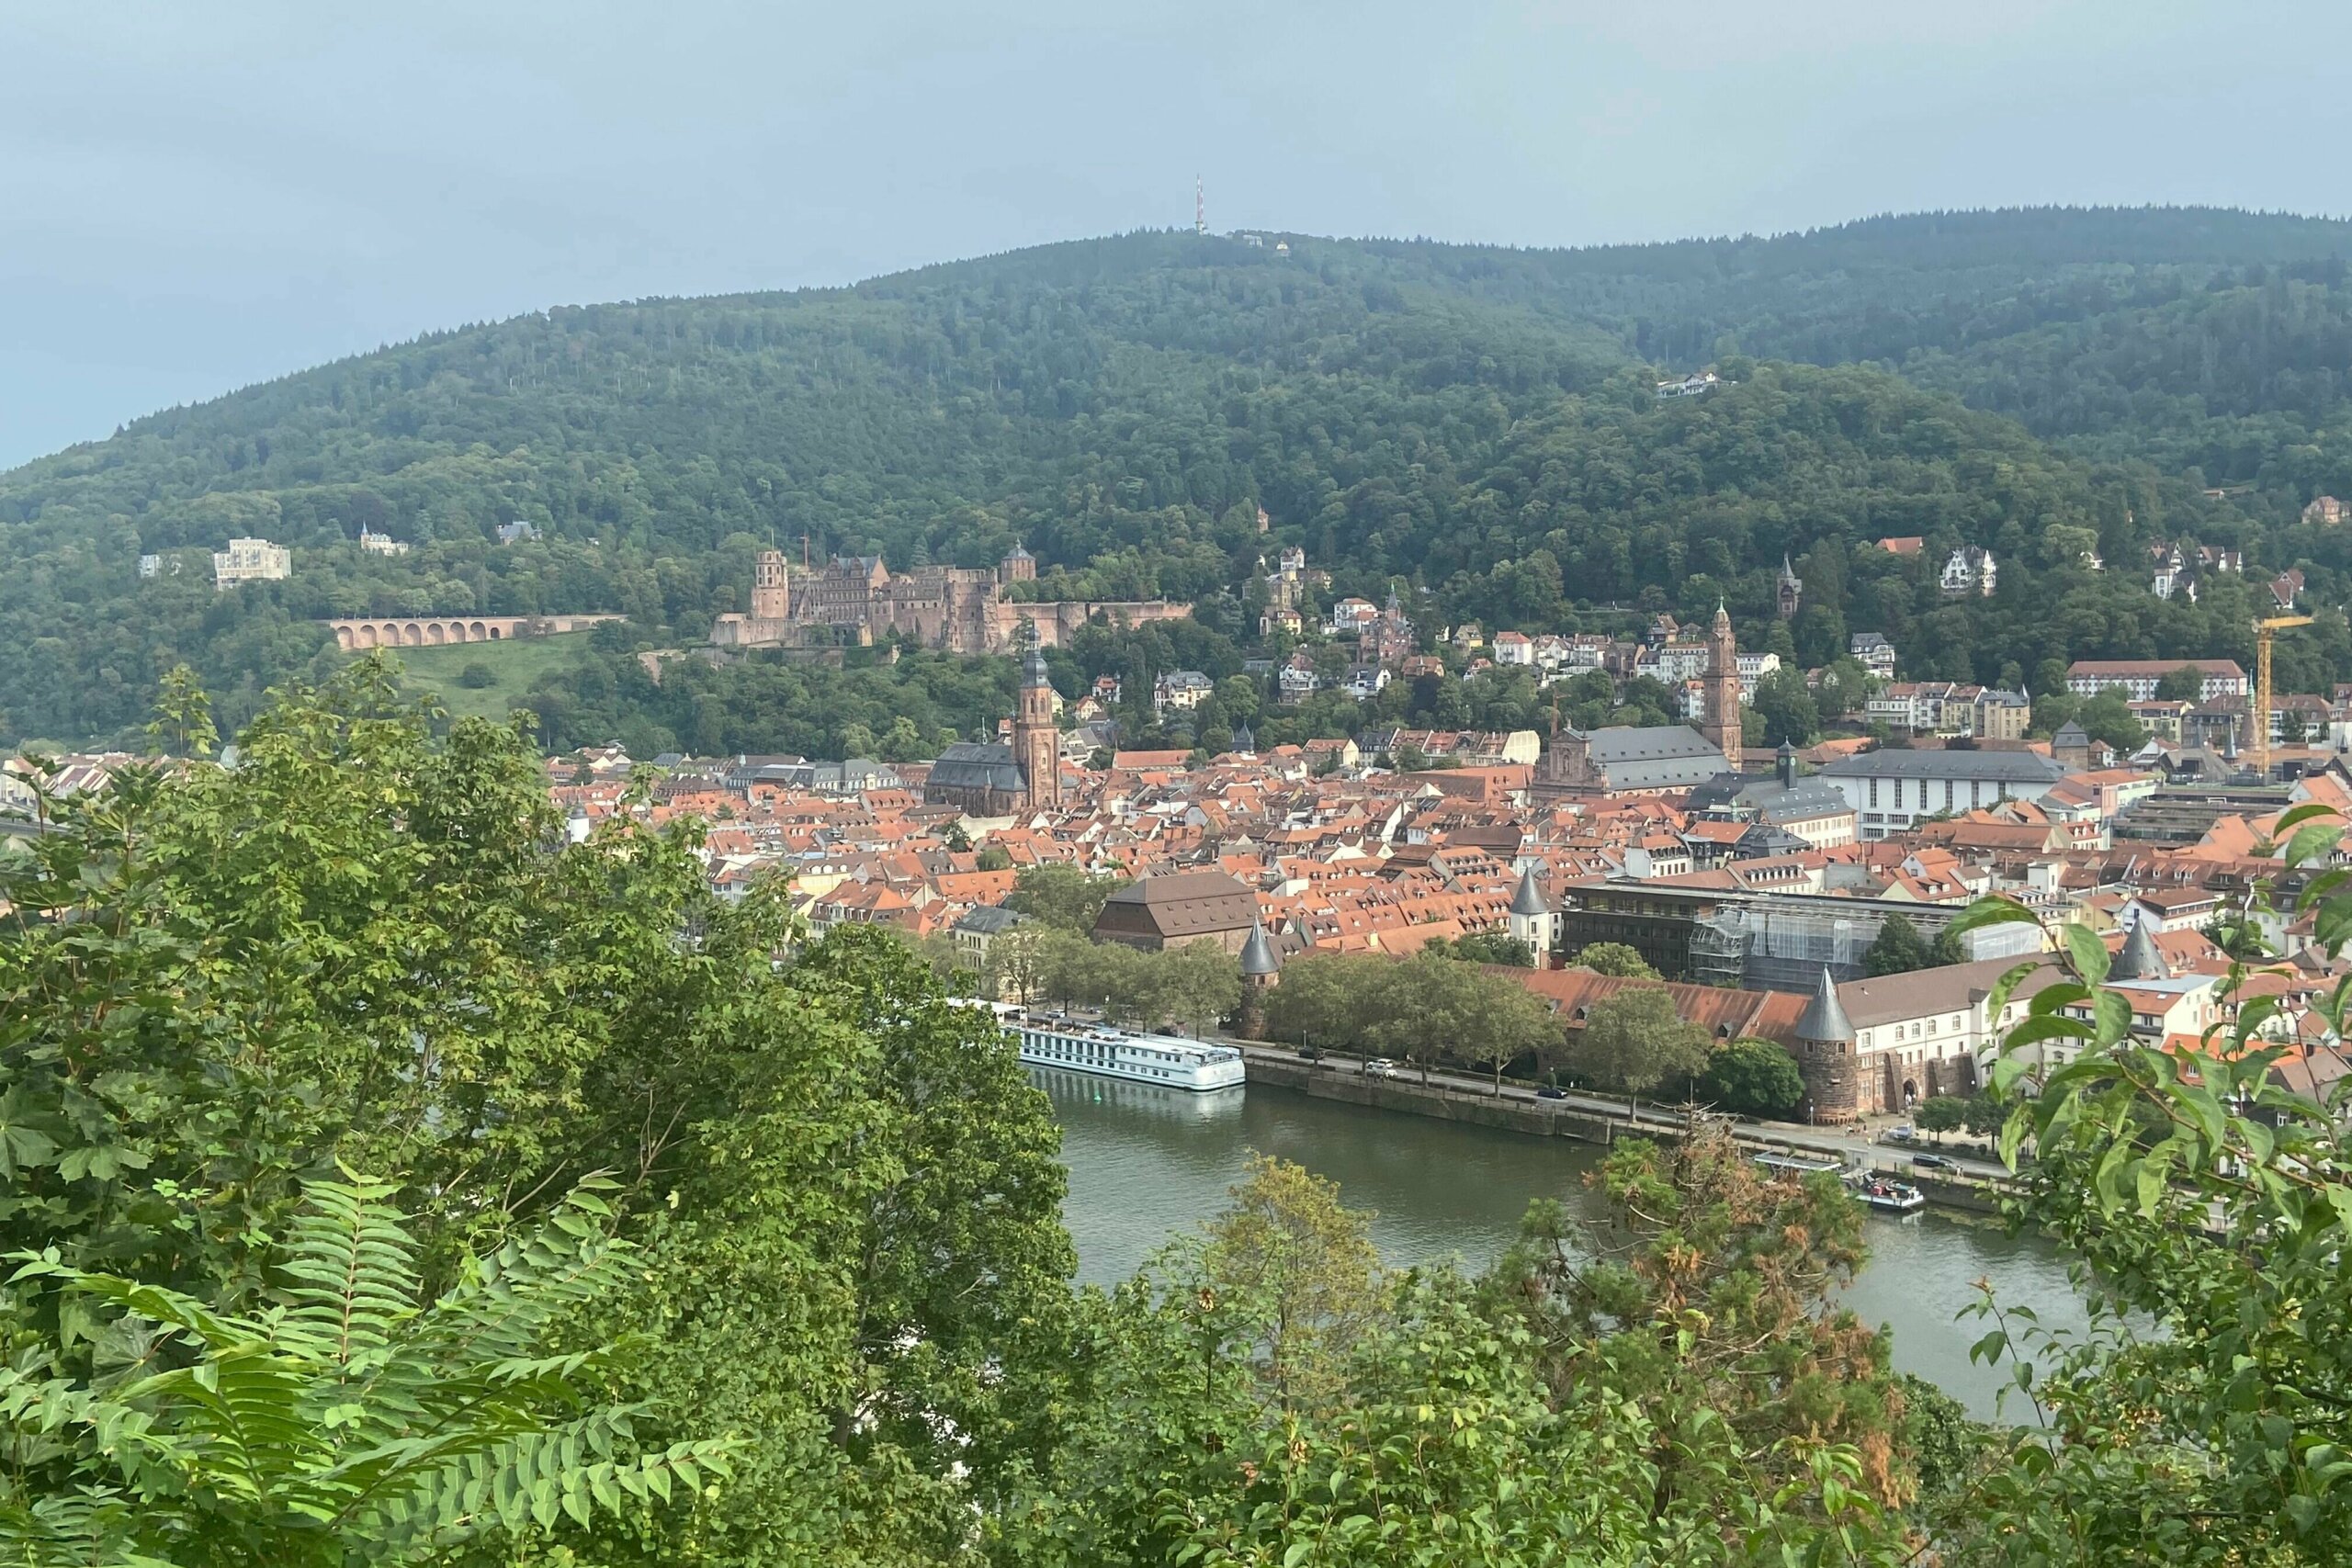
xmin=750 ymin=549 xmax=790 ymax=624
xmin=1777 ymin=555 xmax=1803 ymax=619
xmin=1703 ymin=600 xmax=1743 ymax=772
xmin=1014 ymin=626 xmax=1059 ymax=811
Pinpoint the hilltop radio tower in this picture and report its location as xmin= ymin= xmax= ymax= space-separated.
xmin=1195 ymin=175 xmax=1205 ymax=236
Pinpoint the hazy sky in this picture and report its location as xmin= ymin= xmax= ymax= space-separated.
xmin=6 ymin=1 xmax=2350 ymax=469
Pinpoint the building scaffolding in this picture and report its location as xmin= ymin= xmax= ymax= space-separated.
xmin=1693 ymin=897 xmax=2043 ymax=993
xmin=1558 ymin=880 xmax=2048 ymax=990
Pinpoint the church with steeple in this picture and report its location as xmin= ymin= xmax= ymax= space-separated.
xmin=1012 ymin=631 xmax=1059 ymax=810
xmin=921 ymin=625 xmax=1062 ymax=815
xmin=1532 ymin=604 xmax=1747 ymax=798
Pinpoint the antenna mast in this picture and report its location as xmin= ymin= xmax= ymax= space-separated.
xmin=1195 ymin=175 xmax=1205 ymax=236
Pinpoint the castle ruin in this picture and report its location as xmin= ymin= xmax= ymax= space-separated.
xmin=710 ymin=546 xmax=1192 ymax=655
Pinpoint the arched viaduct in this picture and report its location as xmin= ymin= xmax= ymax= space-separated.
xmin=324 ymin=614 xmax=622 ymax=651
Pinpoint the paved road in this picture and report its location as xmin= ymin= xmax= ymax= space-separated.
xmin=1227 ymin=1040 xmax=2018 ymax=1184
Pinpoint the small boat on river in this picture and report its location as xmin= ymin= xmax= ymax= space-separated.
xmin=1844 ymin=1172 xmax=1928 ymax=1213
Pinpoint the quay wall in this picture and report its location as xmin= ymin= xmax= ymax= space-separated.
xmin=1241 ymin=1055 xmax=2021 ymax=1216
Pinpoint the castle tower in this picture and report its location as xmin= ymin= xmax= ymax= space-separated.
xmin=1000 ymin=542 xmax=1035 ymax=585
xmin=1507 ymin=866 xmax=1556 ymax=966
xmin=1014 ymin=628 xmax=1059 ymax=811
xmin=1777 ymin=554 xmax=1803 ymax=619
xmin=1238 ymin=919 xmax=1282 ymax=1038
xmin=1703 ymin=600 xmax=1743 ymax=772
xmin=751 ymin=549 xmax=790 ymax=624
xmin=1792 ymin=965 xmax=1860 ymax=1122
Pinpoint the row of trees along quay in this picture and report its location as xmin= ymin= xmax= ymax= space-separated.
xmin=958 ymin=871 xmax=1991 ymax=1125
xmin=1254 ymin=952 xmax=1818 ymax=1118
xmin=10 ymin=670 xmax=2352 ymax=1562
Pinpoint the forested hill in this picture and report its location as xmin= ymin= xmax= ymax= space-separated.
xmin=11 ymin=205 xmax=2352 ymax=749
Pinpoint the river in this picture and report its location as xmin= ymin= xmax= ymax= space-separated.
xmin=1035 ymin=1067 xmax=2086 ymax=1420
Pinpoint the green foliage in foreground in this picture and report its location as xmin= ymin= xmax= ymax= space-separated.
xmin=1935 ymin=823 xmax=2352 ymax=1564
xmin=7 ymin=672 xmax=2352 ymax=1562
xmin=0 ymin=1178 xmax=735 ymax=1567
xmin=0 ymin=663 xmax=1076 ymax=1563
xmin=1015 ymin=1135 xmax=1915 ymax=1565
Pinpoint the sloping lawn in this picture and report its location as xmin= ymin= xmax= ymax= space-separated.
xmin=389 ymin=633 xmax=594 ymax=724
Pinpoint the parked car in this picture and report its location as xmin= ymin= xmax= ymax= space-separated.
xmin=1535 ymin=1086 xmax=1568 ymax=1100
xmin=1363 ymin=1057 xmax=1399 ymax=1078
xmin=1297 ymin=1046 xmax=1326 ymax=1063
xmin=1886 ymin=1125 xmax=1917 ymax=1143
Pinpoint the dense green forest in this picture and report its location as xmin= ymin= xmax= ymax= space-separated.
xmin=13 ymin=206 xmax=2352 ymax=750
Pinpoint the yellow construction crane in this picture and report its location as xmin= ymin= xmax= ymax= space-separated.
xmin=2254 ymin=614 xmax=2314 ymax=779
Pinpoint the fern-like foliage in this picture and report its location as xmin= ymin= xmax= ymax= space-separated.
xmin=0 ymin=1175 xmax=737 ymax=1566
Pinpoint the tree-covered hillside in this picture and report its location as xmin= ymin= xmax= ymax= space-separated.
xmin=11 ymin=206 xmax=2352 ymax=748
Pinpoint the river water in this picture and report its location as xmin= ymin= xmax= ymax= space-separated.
xmin=1035 ymin=1068 xmax=2086 ymax=1420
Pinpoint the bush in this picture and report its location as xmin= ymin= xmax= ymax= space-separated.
xmin=1696 ymin=1037 xmax=1805 ymax=1118
xmin=457 ymin=661 xmax=497 ymax=689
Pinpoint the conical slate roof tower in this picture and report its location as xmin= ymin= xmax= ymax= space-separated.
xmin=2112 ymin=919 xmax=2168 ymax=981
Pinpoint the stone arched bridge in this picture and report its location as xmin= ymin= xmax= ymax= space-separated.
xmin=324 ymin=614 xmax=622 ymax=650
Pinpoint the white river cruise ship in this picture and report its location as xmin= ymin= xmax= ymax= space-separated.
xmin=975 ymin=1004 xmax=1248 ymax=1092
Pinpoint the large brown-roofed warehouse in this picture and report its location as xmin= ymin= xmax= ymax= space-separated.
xmin=1091 ymin=869 xmax=1261 ymax=953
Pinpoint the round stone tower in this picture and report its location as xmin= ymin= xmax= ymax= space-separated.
xmin=1238 ymin=919 xmax=1282 ymax=1039
xmin=1792 ymin=965 xmax=1860 ymax=1122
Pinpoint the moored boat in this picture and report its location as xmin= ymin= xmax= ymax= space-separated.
xmin=1844 ymin=1172 xmax=1928 ymax=1213
xmin=967 ymin=1002 xmax=1248 ymax=1091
